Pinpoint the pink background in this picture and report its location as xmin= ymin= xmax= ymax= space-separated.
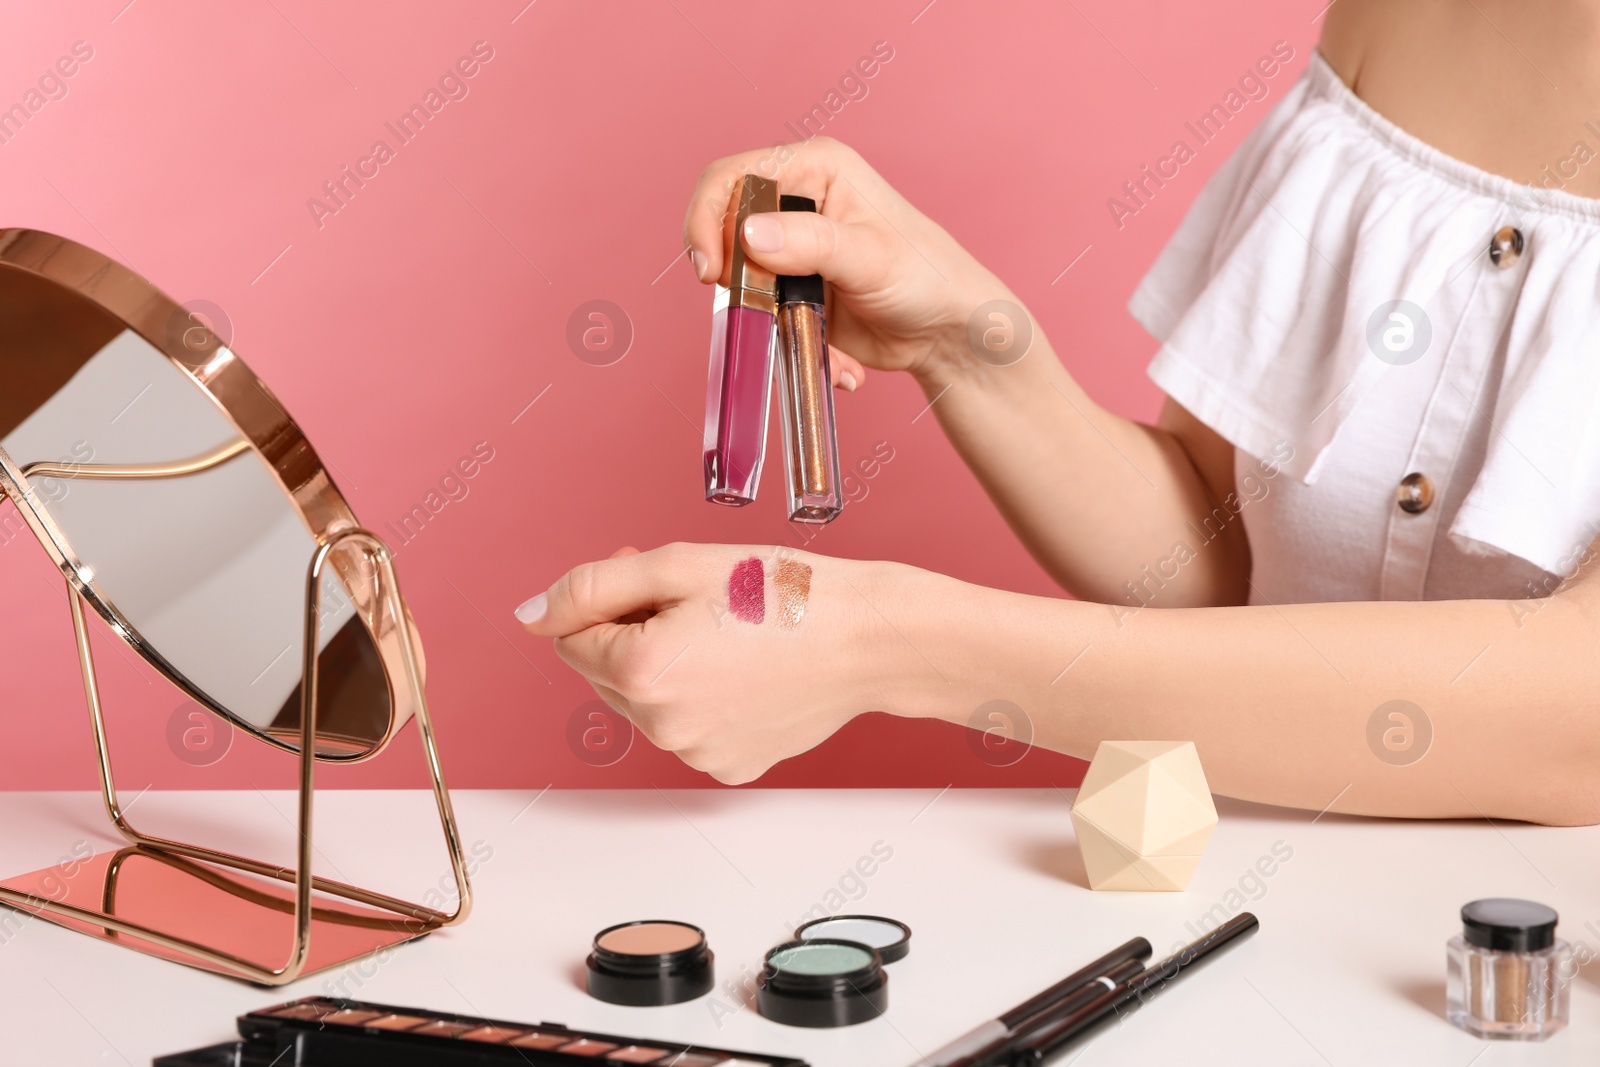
xmin=0 ymin=0 xmax=1316 ymax=790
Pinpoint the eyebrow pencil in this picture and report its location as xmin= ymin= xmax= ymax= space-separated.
xmin=1009 ymin=913 xmax=1260 ymax=1065
xmin=917 ymin=936 xmax=1152 ymax=1067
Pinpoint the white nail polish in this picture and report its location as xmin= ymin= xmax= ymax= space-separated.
xmin=515 ymin=593 xmax=547 ymax=624
xmin=840 ymin=371 xmax=858 ymax=392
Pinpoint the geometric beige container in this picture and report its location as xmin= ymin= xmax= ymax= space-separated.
xmin=1069 ymin=740 xmax=1218 ymax=891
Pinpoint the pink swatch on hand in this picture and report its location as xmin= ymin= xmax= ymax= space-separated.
xmin=728 ymin=556 xmax=765 ymax=624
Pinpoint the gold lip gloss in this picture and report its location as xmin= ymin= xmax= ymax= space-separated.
xmin=775 ymin=194 xmax=843 ymax=524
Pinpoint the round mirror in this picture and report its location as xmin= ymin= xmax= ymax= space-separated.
xmin=0 ymin=230 xmax=414 ymax=760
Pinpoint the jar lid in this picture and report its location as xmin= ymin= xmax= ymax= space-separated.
xmin=1460 ymin=898 xmax=1558 ymax=952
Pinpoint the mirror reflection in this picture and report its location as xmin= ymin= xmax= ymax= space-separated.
xmin=0 ymin=265 xmax=392 ymax=757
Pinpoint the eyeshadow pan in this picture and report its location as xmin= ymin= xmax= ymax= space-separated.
xmin=660 ymin=1055 xmax=724 ymax=1067
xmin=510 ymin=1032 xmax=576 ymax=1049
xmin=460 ymin=1025 xmax=525 ymax=1043
xmin=607 ymin=1047 xmax=668 ymax=1063
xmin=560 ymin=1039 xmax=621 ymax=1056
xmin=798 ymin=917 xmax=902 ymax=948
xmin=595 ymin=921 xmax=704 ymax=956
xmin=321 ymin=1009 xmax=384 ymax=1025
xmin=410 ymin=1019 xmax=476 ymax=1037
xmin=794 ymin=914 xmax=912 ymax=963
xmin=267 ymin=1003 xmax=332 ymax=1021
xmin=769 ymin=941 xmax=874 ymax=975
xmin=589 ymin=920 xmax=714 ymax=1006
xmin=365 ymin=1014 xmax=431 ymax=1030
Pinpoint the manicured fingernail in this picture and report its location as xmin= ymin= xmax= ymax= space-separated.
xmin=514 ymin=593 xmax=547 ymax=624
xmin=743 ymin=214 xmax=784 ymax=253
xmin=839 ymin=371 xmax=858 ymax=392
xmin=688 ymin=249 xmax=708 ymax=280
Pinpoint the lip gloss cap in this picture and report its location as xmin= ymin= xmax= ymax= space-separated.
xmin=725 ymin=176 xmax=779 ymax=310
xmin=777 ymin=195 xmax=825 ymax=305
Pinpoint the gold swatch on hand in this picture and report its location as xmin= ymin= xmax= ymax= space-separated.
xmin=772 ymin=559 xmax=812 ymax=629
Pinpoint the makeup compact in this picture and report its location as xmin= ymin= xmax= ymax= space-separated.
xmin=704 ymin=174 xmax=780 ymax=507
xmin=155 ymin=997 xmax=807 ymax=1066
xmin=587 ymin=920 xmax=716 ymax=1006
xmin=1447 ymin=898 xmax=1572 ymax=1040
xmin=756 ymin=938 xmax=889 ymax=1029
xmin=794 ymin=914 xmax=911 ymax=964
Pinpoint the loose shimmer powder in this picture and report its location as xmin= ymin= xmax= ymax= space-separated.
xmin=772 ymin=559 xmax=811 ymax=628
xmin=728 ymin=556 xmax=765 ymax=623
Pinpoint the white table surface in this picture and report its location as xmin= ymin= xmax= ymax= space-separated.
xmin=0 ymin=789 xmax=1596 ymax=1065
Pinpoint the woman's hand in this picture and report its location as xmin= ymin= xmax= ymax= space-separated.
xmin=684 ymin=137 xmax=1010 ymax=385
xmin=517 ymin=543 xmax=904 ymax=784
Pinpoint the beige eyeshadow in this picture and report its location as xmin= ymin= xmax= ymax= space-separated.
xmin=595 ymin=922 xmax=703 ymax=955
xmin=510 ymin=1032 xmax=574 ymax=1049
xmin=559 ymin=1039 xmax=620 ymax=1056
xmin=607 ymin=1047 xmax=668 ymax=1063
xmin=772 ymin=559 xmax=812 ymax=629
xmin=365 ymin=1014 xmax=430 ymax=1031
xmin=410 ymin=1020 xmax=475 ymax=1037
xmin=321 ymin=1009 xmax=385 ymax=1026
xmin=267 ymin=1003 xmax=331 ymax=1021
xmin=460 ymin=1025 xmax=524 ymax=1043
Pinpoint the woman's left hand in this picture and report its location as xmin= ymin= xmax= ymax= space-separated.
xmin=516 ymin=543 xmax=895 ymax=783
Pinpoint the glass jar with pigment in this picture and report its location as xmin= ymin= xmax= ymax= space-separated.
xmin=1446 ymin=898 xmax=1572 ymax=1040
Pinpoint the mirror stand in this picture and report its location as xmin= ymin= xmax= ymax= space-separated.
xmin=0 ymin=528 xmax=474 ymax=985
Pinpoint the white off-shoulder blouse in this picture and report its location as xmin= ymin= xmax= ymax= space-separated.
xmin=1131 ymin=51 xmax=1600 ymax=605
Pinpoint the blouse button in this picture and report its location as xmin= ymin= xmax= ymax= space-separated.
xmin=1397 ymin=472 xmax=1435 ymax=514
xmin=1489 ymin=226 xmax=1524 ymax=268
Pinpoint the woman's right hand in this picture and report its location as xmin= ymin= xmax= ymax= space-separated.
xmin=683 ymin=137 xmax=1007 ymax=385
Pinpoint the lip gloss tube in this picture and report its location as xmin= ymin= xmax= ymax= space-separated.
xmin=703 ymin=175 xmax=780 ymax=506
xmin=775 ymin=195 xmax=843 ymax=524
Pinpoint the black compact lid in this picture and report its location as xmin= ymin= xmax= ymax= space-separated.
xmin=777 ymin=195 xmax=825 ymax=305
xmin=1461 ymin=898 xmax=1559 ymax=952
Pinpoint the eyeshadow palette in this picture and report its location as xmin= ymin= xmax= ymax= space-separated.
xmin=153 ymin=996 xmax=809 ymax=1067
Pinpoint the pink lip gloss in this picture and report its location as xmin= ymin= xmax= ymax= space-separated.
xmin=775 ymin=194 xmax=843 ymax=524
xmin=703 ymin=174 xmax=780 ymax=506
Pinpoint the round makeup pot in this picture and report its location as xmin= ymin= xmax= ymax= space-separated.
xmin=757 ymin=938 xmax=888 ymax=1028
xmin=586 ymin=921 xmax=715 ymax=1006
xmin=795 ymin=915 xmax=912 ymax=964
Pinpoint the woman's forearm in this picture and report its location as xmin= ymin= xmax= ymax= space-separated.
xmin=910 ymin=313 xmax=1248 ymax=606
xmin=877 ymin=561 xmax=1600 ymax=825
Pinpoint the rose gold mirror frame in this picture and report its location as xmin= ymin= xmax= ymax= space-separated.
xmin=0 ymin=230 xmax=472 ymax=984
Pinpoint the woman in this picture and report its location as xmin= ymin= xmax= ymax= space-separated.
xmin=519 ymin=1 xmax=1600 ymax=825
